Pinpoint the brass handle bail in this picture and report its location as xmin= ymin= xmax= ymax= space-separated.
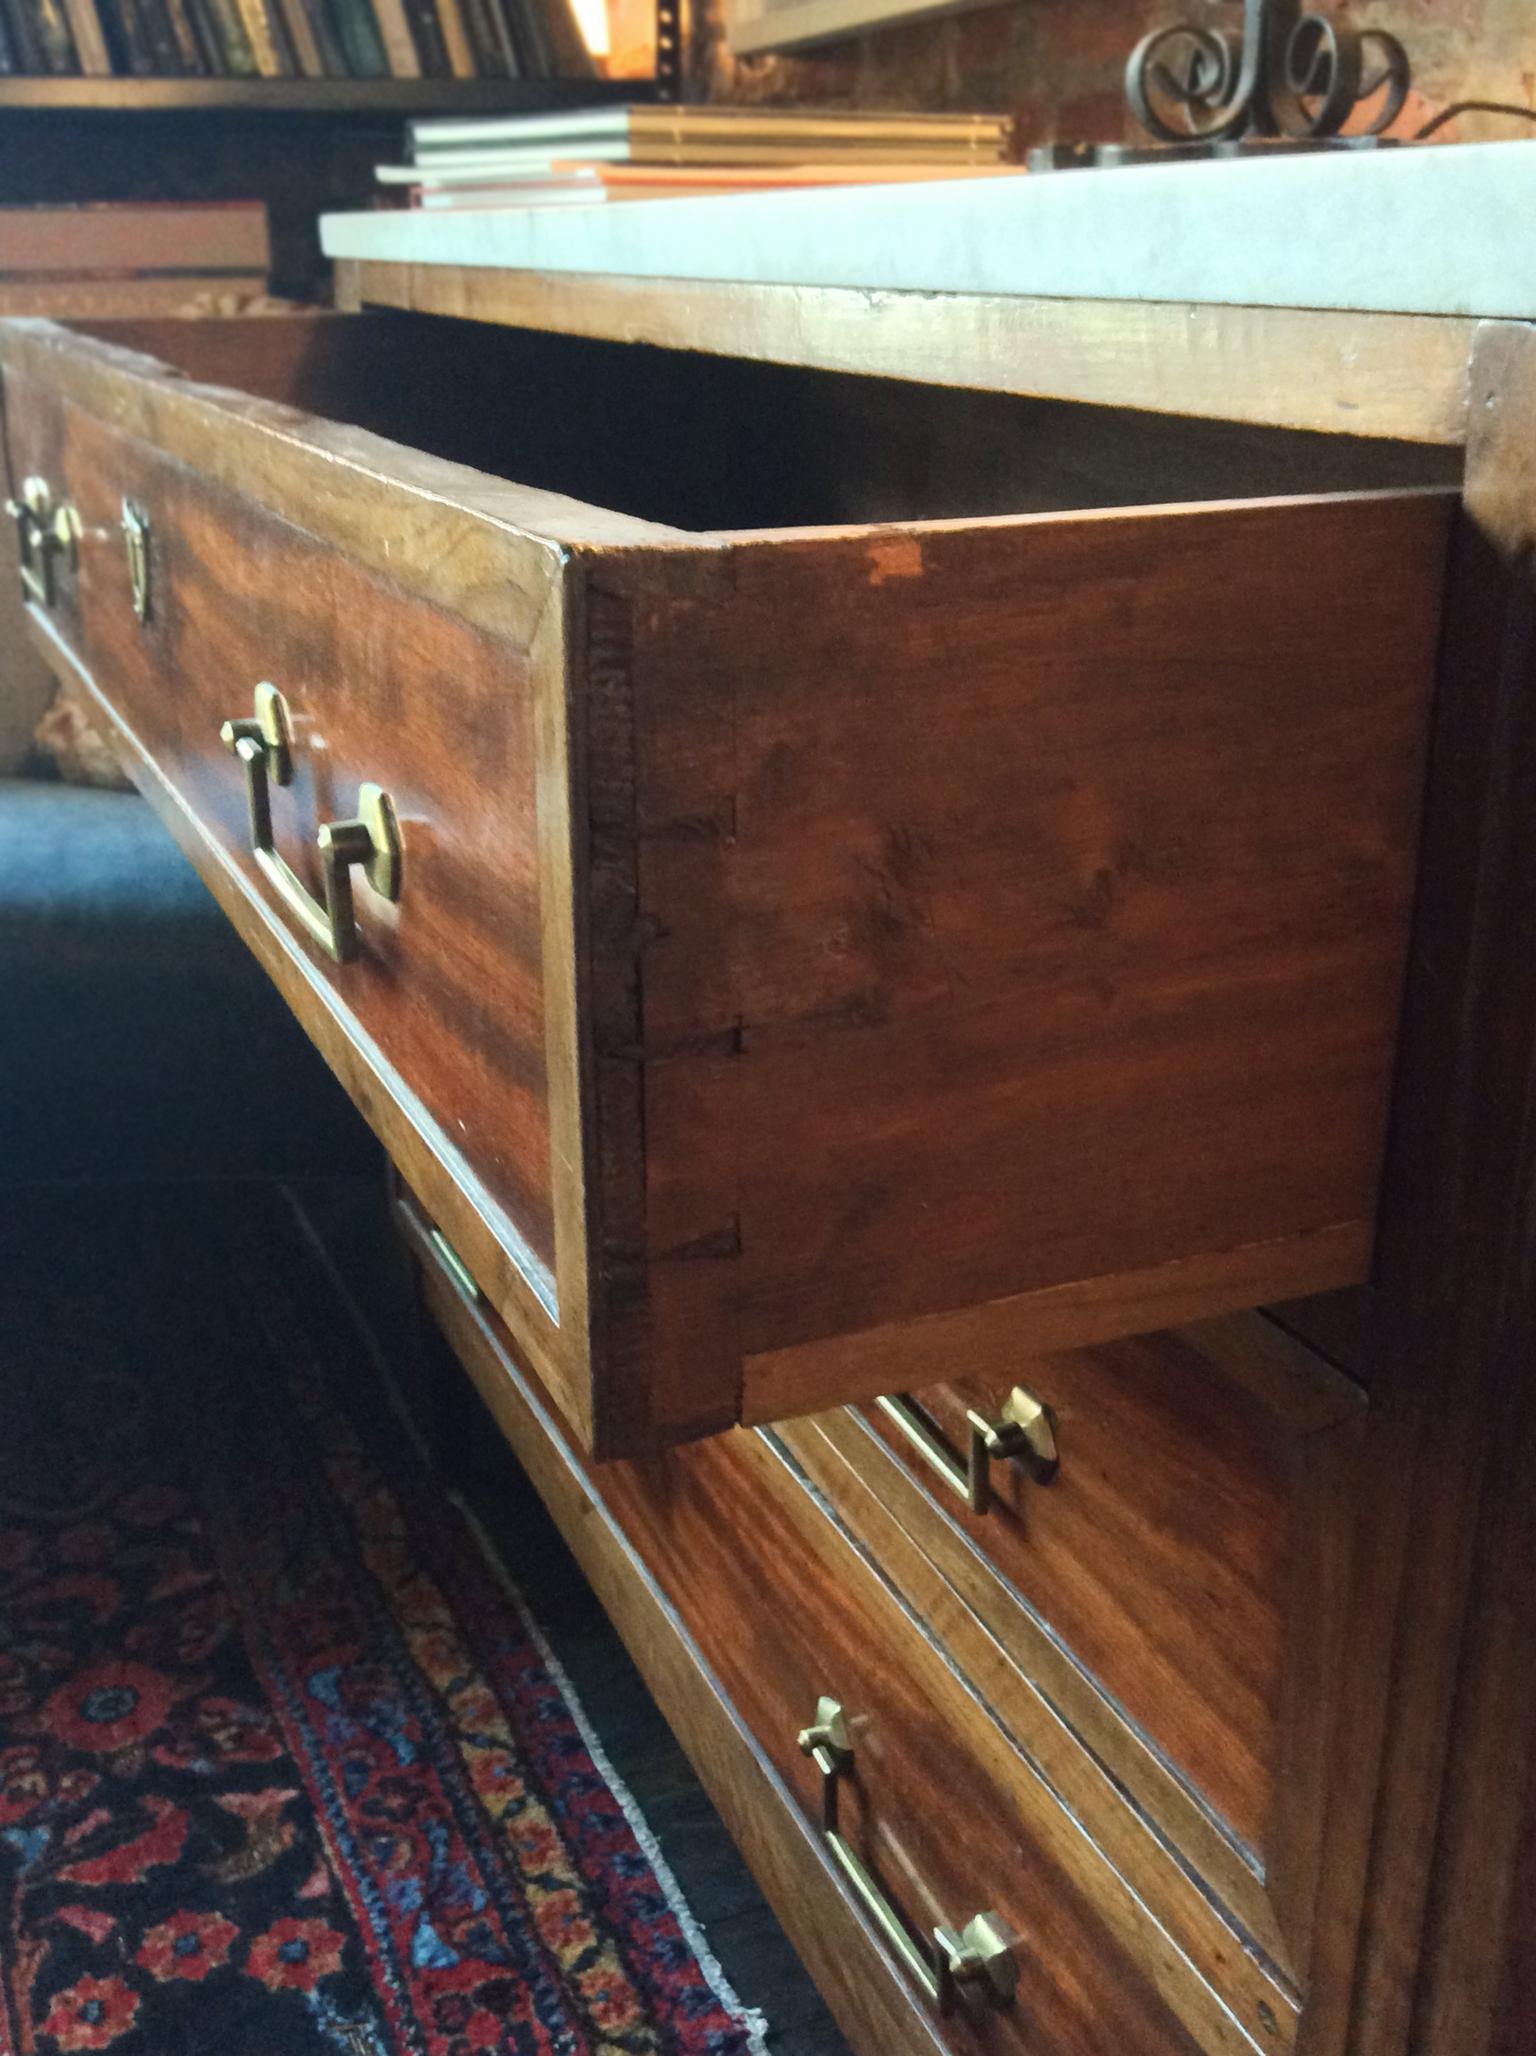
xmin=7 ymin=476 xmax=78 ymax=609
xmin=121 ymin=499 xmax=151 ymax=623
xmin=797 ymin=1697 xmax=1017 ymax=2016
xmin=220 ymin=682 xmax=402 ymax=965
xmin=877 ymin=1385 xmax=1058 ymax=1515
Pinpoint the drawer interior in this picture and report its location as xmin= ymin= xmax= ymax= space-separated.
xmin=73 ymin=308 xmax=1458 ymax=534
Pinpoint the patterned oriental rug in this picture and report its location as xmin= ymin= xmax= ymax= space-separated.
xmin=0 ymin=1190 xmax=767 ymax=2056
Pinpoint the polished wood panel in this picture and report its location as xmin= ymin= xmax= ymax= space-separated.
xmin=599 ymin=492 xmax=1449 ymax=1404
xmin=1309 ymin=318 xmax=1536 ymax=2056
xmin=402 ymin=1189 xmax=1278 ymax=2056
xmin=336 ymin=259 xmax=1476 ymax=446
xmin=789 ymin=1313 xmax=1366 ymax=1985
xmin=869 ymin=1341 xmax=1286 ymax=1848
xmin=743 ymin=1232 xmax=1370 ymax=1424
xmin=20 ymin=378 xmax=557 ymax=1271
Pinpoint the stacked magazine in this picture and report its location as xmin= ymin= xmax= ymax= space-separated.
xmin=380 ymin=102 xmax=1021 ymax=209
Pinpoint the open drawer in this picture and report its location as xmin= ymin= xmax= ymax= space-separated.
xmin=0 ymin=310 xmax=1454 ymax=1456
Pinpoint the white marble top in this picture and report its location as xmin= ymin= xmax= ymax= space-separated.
xmin=320 ymin=139 xmax=1536 ymax=319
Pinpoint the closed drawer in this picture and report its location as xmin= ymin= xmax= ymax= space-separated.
xmin=402 ymin=1184 xmax=1291 ymax=2056
xmin=0 ymin=311 xmax=1453 ymax=1459
xmin=781 ymin=1315 xmax=1368 ymax=1990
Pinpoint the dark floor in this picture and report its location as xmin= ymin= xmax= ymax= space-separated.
xmin=0 ymin=778 xmax=847 ymax=2050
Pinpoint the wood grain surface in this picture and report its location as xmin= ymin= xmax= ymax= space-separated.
xmin=406 ymin=1192 xmax=1277 ymax=2056
xmin=0 ymin=313 xmax=1456 ymax=1469
xmin=592 ymin=491 xmax=1450 ymax=1427
xmin=790 ymin=1311 xmax=1367 ymax=1991
xmin=335 ymin=260 xmax=1477 ymax=446
xmin=859 ymin=1320 xmax=1352 ymax=1858
xmin=1312 ymin=319 xmax=1536 ymax=2056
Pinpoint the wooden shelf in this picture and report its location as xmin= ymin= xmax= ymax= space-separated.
xmin=0 ymin=76 xmax=648 ymax=114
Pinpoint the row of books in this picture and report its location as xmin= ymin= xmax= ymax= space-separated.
xmin=384 ymin=102 xmax=1019 ymax=207
xmin=0 ymin=199 xmax=271 ymax=311
xmin=0 ymin=0 xmax=585 ymax=77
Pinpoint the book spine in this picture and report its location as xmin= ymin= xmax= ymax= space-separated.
xmin=59 ymin=0 xmax=110 ymax=68
xmin=480 ymin=0 xmax=516 ymax=72
xmin=323 ymin=0 xmax=384 ymax=72
xmin=365 ymin=0 xmax=418 ymax=74
xmin=0 ymin=0 xmax=42 ymax=67
xmin=456 ymin=0 xmax=509 ymax=73
xmin=161 ymin=0 xmax=208 ymax=67
xmin=487 ymin=0 xmax=528 ymax=74
xmin=520 ymin=0 xmax=587 ymax=78
xmin=99 ymin=0 xmax=155 ymax=69
xmin=0 ymin=5 xmax=16 ymax=66
xmin=231 ymin=0 xmax=290 ymax=70
xmin=493 ymin=0 xmax=546 ymax=76
xmin=429 ymin=0 xmax=472 ymax=75
xmin=193 ymin=0 xmax=257 ymax=68
xmin=274 ymin=0 xmax=324 ymax=73
xmin=301 ymin=0 xmax=347 ymax=74
xmin=27 ymin=0 xmax=79 ymax=69
xmin=400 ymin=0 xmax=446 ymax=72
xmin=129 ymin=0 xmax=185 ymax=69
xmin=182 ymin=0 xmax=223 ymax=64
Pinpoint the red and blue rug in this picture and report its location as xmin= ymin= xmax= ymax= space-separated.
xmin=0 ymin=1191 xmax=767 ymax=2056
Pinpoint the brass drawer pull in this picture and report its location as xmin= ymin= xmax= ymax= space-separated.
xmin=797 ymin=1697 xmax=1016 ymax=2016
xmin=7 ymin=476 xmax=78 ymax=608
xmin=220 ymin=682 xmax=403 ymax=966
xmin=121 ymin=499 xmax=151 ymax=622
xmin=876 ymin=1387 xmax=1057 ymax=1514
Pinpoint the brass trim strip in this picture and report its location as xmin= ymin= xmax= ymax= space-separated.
xmin=428 ymin=1226 xmax=483 ymax=1308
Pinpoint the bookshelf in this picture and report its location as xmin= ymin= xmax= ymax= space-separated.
xmin=0 ymin=75 xmax=651 ymax=108
xmin=0 ymin=7 xmax=674 ymax=297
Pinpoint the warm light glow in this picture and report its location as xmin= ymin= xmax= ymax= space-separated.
xmin=570 ymin=0 xmax=611 ymax=58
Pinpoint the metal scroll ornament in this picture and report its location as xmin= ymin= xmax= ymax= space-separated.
xmin=1126 ymin=0 xmax=1410 ymax=142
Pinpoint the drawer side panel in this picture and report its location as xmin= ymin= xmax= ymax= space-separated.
xmin=614 ymin=491 xmax=1452 ymax=1388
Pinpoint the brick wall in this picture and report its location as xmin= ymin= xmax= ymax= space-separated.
xmin=689 ymin=0 xmax=1536 ymax=150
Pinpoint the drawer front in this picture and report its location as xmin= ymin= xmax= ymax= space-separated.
xmin=41 ymin=389 xmax=554 ymax=1273
xmin=403 ymin=1188 xmax=1295 ymax=2056
xmin=1 ymin=345 xmax=588 ymax=1426
xmin=788 ymin=1316 xmax=1368 ymax=1983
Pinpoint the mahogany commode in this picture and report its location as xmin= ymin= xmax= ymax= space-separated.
xmin=2 ymin=280 xmax=1529 ymax=2056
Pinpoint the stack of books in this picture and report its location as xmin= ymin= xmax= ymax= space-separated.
xmin=0 ymin=0 xmax=586 ymax=77
xmin=381 ymin=103 xmax=1021 ymax=210
xmin=0 ymin=201 xmax=270 ymax=315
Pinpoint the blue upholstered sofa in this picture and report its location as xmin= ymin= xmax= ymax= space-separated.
xmin=0 ymin=779 xmax=377 ymax=1184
